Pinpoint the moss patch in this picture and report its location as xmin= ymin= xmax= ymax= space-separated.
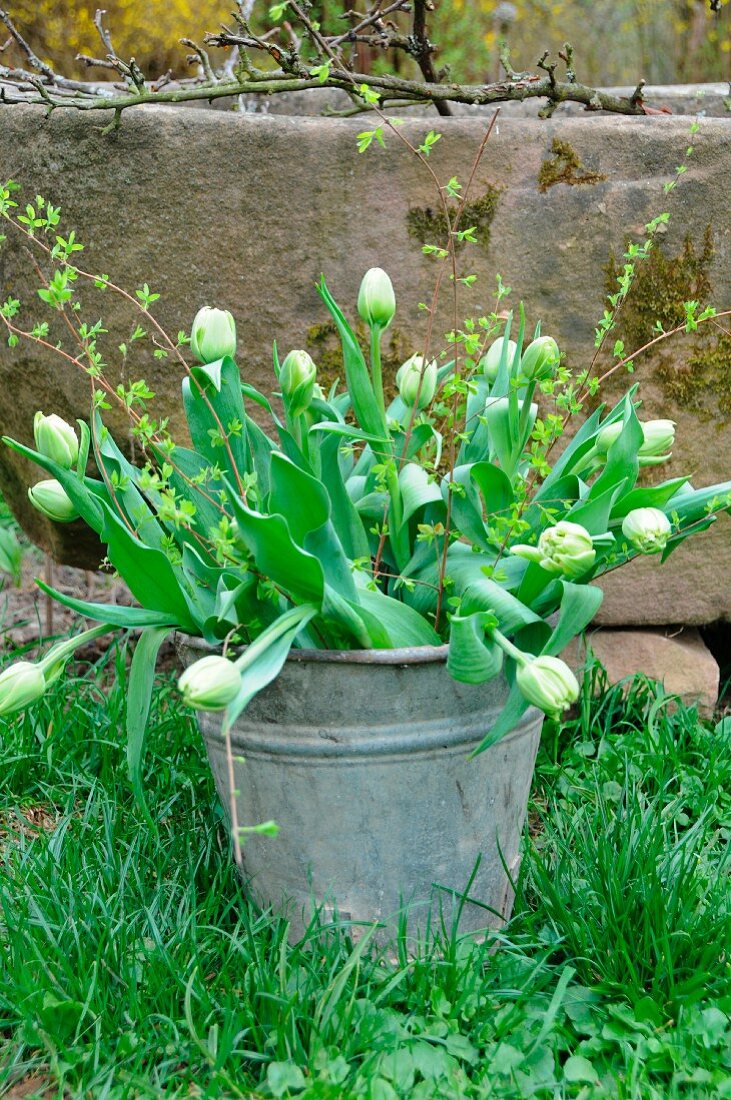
xmin=306 ymin=319 xmax=411 ymax=401
xmin=605 ymin=227 xmax=731 ymax=421
xmin=406 ymin=185 xmax=500 ymax=252
xmin=537 ymin=138 xmax=606 ymax=193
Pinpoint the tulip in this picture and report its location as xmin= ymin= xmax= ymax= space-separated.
xmin=357 ymin=268 xmax=396 ymax=330
xmin=396 ymin=354 xmax=437 ymax=409
xmin=621 ymin=507 xmax=672 ymax=555
xmin=516 ymin=655 xmax=579 ymax=717
xmin=512 ymin=520 xmax=596 ymax=578
xmin=0 ymin=661 xmax=46 ymax=716
xmin=28 ymin=479 xmax=78 ymax=523
xmin=520 ymin=336 xmax=560 ymax=380
xmin=595 ymin=420 xmax=623 ymax=455
xmin=280 ymin=349 xmax=317 ymax=418
xmin=33 ymin=412 xmax=79 ymax=469
xmin=190 ymin=307 xmax=237 ymax=364
xmin=178 ymin=655 xmax=242 ymax=711
xmin=480 ymin=337 xmax=517 ymax=382
xmin=639 ymin=418 xmax=675 ymax=465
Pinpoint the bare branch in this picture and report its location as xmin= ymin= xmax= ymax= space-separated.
xmin=412 ymin=0 xmax=451 ymax=116
xmin=0 ymin=5 xmax=673 ymax=125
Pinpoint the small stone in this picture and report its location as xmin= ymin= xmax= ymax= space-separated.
xmin=562 ymin=627 xmax=719 ymax=717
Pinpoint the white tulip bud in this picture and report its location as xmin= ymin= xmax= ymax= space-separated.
xmin=0 ymin=660 xmax=46 ymax=716
xmin=280 ymin=349 xmax=317 ymax=418
xmin=28 ymin=479 xmax=78 ymax=523
xmin=480 ymin=337 xmax=517 ymax=382
xmin=516 ymin=655 xmax=579 ymax=717
xmin=357 ymin=267 xmax=396 ymax=330
xmin=178 ymin=655 xmax=242 ymax=711
xmin=190 ymin=307 xmax=237 ymax=364
xmin=33 ymin=412 xmax=79 ymax=469
xmin=595 ymin=421 xmax=623 ymax=455
xmin=396 ymin=354 xmax=437 ymax=409
xmin=541 ymin=521 xmax=597 ymax=577
xmin=621 ymin=507 xmax=672 ymax=555
xmin=520 ymin=336 xmax=560 ymax=380
xmin=639 ymin=419 xmax=675 ymax=464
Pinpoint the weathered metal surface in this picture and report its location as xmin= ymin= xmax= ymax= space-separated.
xmin=180 ymin=639 xmax=543 ymax=941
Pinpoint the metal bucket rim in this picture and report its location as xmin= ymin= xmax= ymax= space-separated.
xmin=180 ymin=633 xmax=449 ymax=666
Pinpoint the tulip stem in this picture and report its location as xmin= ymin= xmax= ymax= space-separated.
xmin=37 ymin=621 xmax=114 ymax=676
xmin=370 ymin=326 xmax=386 ymax=418
xmin=489 ymin=626 xmax=530 ymax=668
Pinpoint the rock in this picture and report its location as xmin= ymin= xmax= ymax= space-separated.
xmin=0 ymin=105 xmax=729 ymax=623
xmin=563 ymin=627 xmax=720 ymax=716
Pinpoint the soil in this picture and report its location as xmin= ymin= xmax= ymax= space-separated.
xmin=0 ymin=543 xmax=177 ymax=671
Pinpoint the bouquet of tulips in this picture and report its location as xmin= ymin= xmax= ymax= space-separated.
xmin=1 ymin=264 xmax=730 ymax=795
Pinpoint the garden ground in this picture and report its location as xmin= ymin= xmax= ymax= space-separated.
xmin=0 ymin=649 xmax=729 ymax=1099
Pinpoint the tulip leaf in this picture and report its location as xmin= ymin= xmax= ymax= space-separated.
xmin=448 ymin=611 xmax=503 ymax=684
xmin=34 ymin=580 xmax=180 ymax=628
xmin=589 ymin=396 xmax=642 ymax=499
xmin=540 ymin=581 xmax=604 ymax=656
xmin=224 ymin=604 xmax=319 ymax=730
xmin=99 ymin=507 xmax=202 ymax=633
xmin=459 ymin=575 xmax=544 ymax=635
xmin=353 ymin=586 xmax=442 ymax=647
xmin=161 ymin=444 xmax=227 ymax=538
xmin=459 ymin=374 xmax=492 ymax=465
xmin=470 ymin=461 xmax=514 ymax=518
xmin=127 ymin=625 xmax=172 ymax=819
xmin=567 ymin=481 xmax=626 ymax=534
xmin=316 ymin=276 xmax=389 ymax=442
xmin=470 ymin=681 xmax=530 ymax=757
xmin=227 ymin=489 xmax=325 ymax=607
xmin=609 ymin=477 xmax=689 ymax=521
xmin=443 ymin=466 xmax=491 ymax=551
xmin=318 ymin=434 xmax=370 ymax=561
xmin=182 ymin=355 xmax=249 ymax=482
xmin=309 ymin=421 xmax=390 ymax=447
xmin=400 ymin=463 xmax=444 ymax=524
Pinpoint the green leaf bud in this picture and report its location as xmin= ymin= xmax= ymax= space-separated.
xmin=621 ymin=507 xmax=672 ymax=555
xmin=516 ymin=655 xmax=579 ymax=717
xmin=480 ymin=337 xmax=517 ymax=382
xmin=396 ymin=354 xmax=437 ymax=409
xmin=178 ymin=655 xmax=242 ymax=711
xmin=33 ymin=412 xmax=79 ymax=469
xmin=28 ymin=479 xmax=79 ymax=523
xmin=357 ymin=267 xmax=396 ymax=330
xmin=190 ymin=307 xmax=237 ymax=364
xmin=0 ymin=660 xmax=46 ymax=716
xmin=520 ymin=336 xmax=560 ymax=380
xmin=280 ymin=349 xmax=317 ymax=418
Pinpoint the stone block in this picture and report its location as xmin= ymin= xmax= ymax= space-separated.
xmin=563 ymin=627 xmax=720 ymax=716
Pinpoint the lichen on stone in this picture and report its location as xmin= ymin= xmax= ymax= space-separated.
xmin=605 ymin=227 xmax=731 ymax=421
xmin=537 ymin=138 xmax=606 ymax=193
xmin=406 ymin=186 xmax=500 ymax=252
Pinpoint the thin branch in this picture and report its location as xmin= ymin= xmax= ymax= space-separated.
xmin=412 ymin=0 xmax=451 ymax=117
xmin=0 ymin=5 xmax=669 ymax=122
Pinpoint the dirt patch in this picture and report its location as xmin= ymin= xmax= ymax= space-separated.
xmin=0 ymin=542 xmax=130 ymax=654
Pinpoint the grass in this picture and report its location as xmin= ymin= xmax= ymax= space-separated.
xmin=0 ymin=649 xmax=729 ymax=1098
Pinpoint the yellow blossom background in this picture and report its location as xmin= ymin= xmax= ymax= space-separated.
xmin=3 ymin=0 xmax=730 ymax=85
